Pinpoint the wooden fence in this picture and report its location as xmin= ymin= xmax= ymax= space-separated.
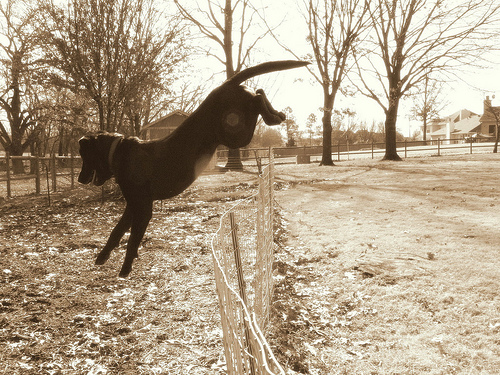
xmin=1 ymin=138 xmax=497 ymax=198
xmin=0 ymin=153 xmax=82 ymax=198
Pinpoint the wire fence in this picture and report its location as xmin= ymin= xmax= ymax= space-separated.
xmin=211 ymin=155 xmax=284 ymax=375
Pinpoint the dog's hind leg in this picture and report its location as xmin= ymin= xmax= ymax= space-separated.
xmin=96 ymin=206 xmax=132 ymax=265
xmin=119 ymin=199 xmax=153 ymax=277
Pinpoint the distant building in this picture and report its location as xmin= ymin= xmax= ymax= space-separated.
xmin=139 ymin=111 xmax=189 ymax=140
xmin=477 ymin=96 xmax=500 ymax=137
xmin=422 ymin=97 xmax=498 ymax=142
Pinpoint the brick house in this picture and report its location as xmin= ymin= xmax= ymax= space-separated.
xmin=423 ymin=97 xmax=499 ymax=142
xmin=139 ymin=110 xmax=189 ymax=140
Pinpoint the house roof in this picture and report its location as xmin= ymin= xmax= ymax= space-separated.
xmin=428 ymin=113 xmax=481 ymax=137
xmin=141 ymin=110 xmax=189 ymax=132
xmin=451 ymin=114 xmax=481 ymax=134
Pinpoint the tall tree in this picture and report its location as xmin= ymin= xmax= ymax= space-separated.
xmin=411 ymin=74 xmax=447 ymax=144
xmin=0 ymin=0 xmax=41 ymax=173
xmin=305 ymin=113 xmax=318 ymax=146
xmin=272 ymin=0 xmax=369 ymax=165
xmin=355 ymin=0 xmax=500 ymax=160
xmin=175 ymin=0 xmax=271 ymax=170
xmin=282 ymin=106 xmax=299 ymax=147
xmin=40 ymin=0 xmax=185 ymax=134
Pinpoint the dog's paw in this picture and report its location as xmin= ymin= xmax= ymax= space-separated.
xmin=95 ymin=252 xmax=110 ymax=265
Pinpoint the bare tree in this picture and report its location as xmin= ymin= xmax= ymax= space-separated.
xmin=269 ymin=0 xmax=369 ymax=165
xmin=411 ymin=74 xmax=448 ymax=144
xmin=305 ymin=113 xmax=318 ymax=146
xmin=175 ymin=0 xmax=271 ymax=170
xmin=40 ymin=0 xmax=185 ymax=135
xmin=0 ymin=0 xmax=42 ymax=173
xmin=355 ymin=0 xmax=500 ymax=160
xmin=282 ymin=106 xmax=299 ymax=147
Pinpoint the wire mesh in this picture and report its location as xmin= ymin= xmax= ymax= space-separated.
xmin=211 ymin=155 xmax=284 ymax=375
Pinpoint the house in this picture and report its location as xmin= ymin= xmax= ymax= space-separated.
xmin=139 ymin=110 xmax=189 ymax=140
xmin=423 ymin=97 xmax=499 ymax=142
xmin=477 ymin=96 xmax=500 ymax=137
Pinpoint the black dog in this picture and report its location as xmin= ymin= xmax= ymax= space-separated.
xmin=78 ymin=60 xmax=308 ymax=276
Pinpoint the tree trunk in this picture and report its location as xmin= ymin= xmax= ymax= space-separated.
xmin=222 ymin=0 xmax=242 ymax=170
xmin=320 ymin=109 xmax=334 ymax=166
xmin=320 ymin=92 xmax=335 ymax=166
xmin=225 ymin=148 xmax=243 ymax=170
xmin=383 ymin=94 xmax=403 ymax=161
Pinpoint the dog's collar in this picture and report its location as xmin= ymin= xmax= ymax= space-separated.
xmin=108 ymin=136 xmax=122 ymax=172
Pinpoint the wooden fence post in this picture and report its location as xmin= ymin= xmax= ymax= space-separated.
xmin=35 ymin=156 xmax=41 ymax=195
xmin=405 ymin=139 xmax=407 ymax=159
xmin=6 ymin=152 xmax=11 ymax=198
xmin=437 ymin=138 xmax=441 ymax=156
xmin=470 ymin=139 xmax=473 ymax=154
xmin=51 ymin=154 xmax=57 ymax=192
xmin=371 ymin=140 xmax=374 ymax=159
xmin=70 ymin=153 xmax=75 ymax=189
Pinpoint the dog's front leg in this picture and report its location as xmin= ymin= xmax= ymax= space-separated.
xmin=119 ymin=200 xmax=153 ymax=277
xmin=96 ymin=205 xmax=133 ymax=265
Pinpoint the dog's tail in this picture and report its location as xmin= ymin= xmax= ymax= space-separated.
xmin=225 ymin=60 xmax=310 ymax=86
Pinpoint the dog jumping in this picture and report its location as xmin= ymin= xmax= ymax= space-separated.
xmin=78 ymin=60 xmax=308 ymax=277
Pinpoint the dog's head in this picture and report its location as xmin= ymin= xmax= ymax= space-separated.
xmin=78 ymin=132 xmax=122 ymax=186
xmin=198 ymin=60 xmax=309 ymax=149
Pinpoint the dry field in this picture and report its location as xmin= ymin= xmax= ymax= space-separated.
xmin=1 ymin=153 xmax=500 ymax=374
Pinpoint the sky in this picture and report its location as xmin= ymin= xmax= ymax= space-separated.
xmin=1 ymin=0 xmax=499 ymax=139
xmin=178 ymin=0 xmax=500 ymax=139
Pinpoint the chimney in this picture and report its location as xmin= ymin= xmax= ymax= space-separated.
xmin=485 ymin=96 xmax=492 ymax=113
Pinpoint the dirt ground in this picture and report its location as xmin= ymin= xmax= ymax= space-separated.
xmin=1 ymin=153 xmax=500 ymax=374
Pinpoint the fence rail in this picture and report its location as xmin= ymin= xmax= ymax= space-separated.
xmin=1 ymin=138 xmax=497 ymax=198
xmin=211 ymin=157 xmax=283 ymax=375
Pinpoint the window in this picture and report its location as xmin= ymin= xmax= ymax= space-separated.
xmin=489 ymin=125 xmax=496 ymax=134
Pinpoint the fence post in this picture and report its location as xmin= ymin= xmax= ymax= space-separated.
xmin=337 ymin=141 xmax=341 ymax=161
xmin=70 ymin=153 xmax=75 ymax=189
xmin=405 ymin=139 xmax=407 ymax=159
xmin=6 ymin=152 xmax=11 ymax=198
xmin=35 ymin=156 xmax=41 ymax=195
xmin=51 ymin=154 xmax=57 ymax=192
xmin=437 ymin=138 xmax=441 ymax=156
xmin=347 ymin=140 xmax=350 ymax=161
xmin=371 ymin=140 xmax=374 ymax=159
xmin=229 ymin=212 xmax=256 ymax=375
xmin=470 ymin=139 xmax=473 ymax=154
